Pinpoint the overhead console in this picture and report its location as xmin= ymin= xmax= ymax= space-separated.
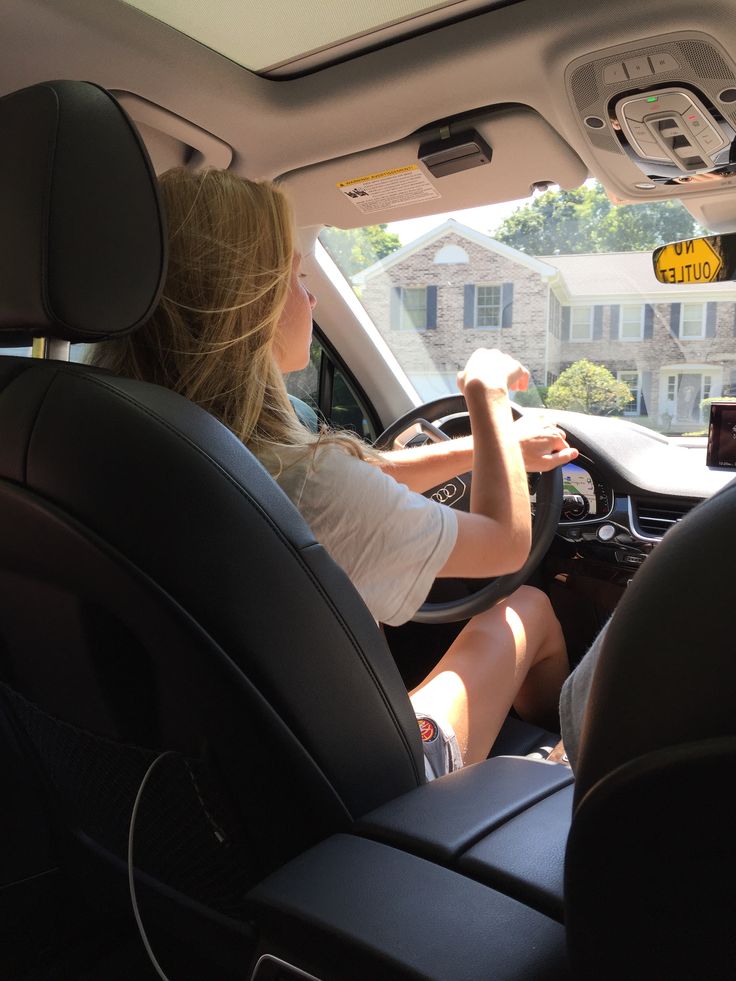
xmin=565 ymin=32 xmax=736 ymax=199
xmin=615 ymin=86 xmax=732 ymax=177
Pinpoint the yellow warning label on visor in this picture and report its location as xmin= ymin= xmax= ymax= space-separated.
xmin=337 ymin=164 xmax=440 ymax=215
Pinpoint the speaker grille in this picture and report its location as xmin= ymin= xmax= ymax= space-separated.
xmin=571 ymin=62 xmax=599 ymax=112
xmin=677 ymin=40 xmax=732 ymax=81
xmin=587 ymin=126 xmax=621 ymax=154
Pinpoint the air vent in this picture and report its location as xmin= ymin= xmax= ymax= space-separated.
xmin=632 ymin=499 xmax=696 ymax=538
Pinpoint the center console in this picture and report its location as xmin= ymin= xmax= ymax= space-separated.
xmin=245 ymin=757 xmax=574 ymax=980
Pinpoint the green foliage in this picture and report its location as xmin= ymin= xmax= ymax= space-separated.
xmin=700 ymin=395 xmax=736 ymax=423
xmin=493 ymin=181 xmax=703 ymax=255
xmin=546 ymin=360 xmax=633 ymax=415
xmin=513 ymin=386 xmax=548 ymax=408
xmin=320 ymin=224 xmax=401 ymax=279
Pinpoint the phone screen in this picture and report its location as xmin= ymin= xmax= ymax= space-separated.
xmin=706 ymin=402 xmax=736 ymax=470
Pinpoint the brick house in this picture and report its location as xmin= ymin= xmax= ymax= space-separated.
xmin=356 ymin=219 xmax=736 ymax=429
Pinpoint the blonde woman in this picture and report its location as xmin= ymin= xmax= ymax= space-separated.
xmin=92 ymin=168 xmax=576 ymax=776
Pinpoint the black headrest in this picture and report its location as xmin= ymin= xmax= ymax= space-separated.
xmin=0 ymin=80 xmax=166 ymax=345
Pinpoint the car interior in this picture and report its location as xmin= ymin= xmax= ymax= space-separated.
xmin=2 ymin=1 xmax=736 ymax=979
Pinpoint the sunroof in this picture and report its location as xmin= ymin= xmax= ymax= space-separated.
xmin=120 ymin=0 xmax=503 ymax=75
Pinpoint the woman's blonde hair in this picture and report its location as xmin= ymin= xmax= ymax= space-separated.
xmin=91 ymin=167 xmax=371 ymax=464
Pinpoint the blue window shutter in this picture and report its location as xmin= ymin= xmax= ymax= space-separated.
xmin=464 ymin=284 xmax=475 ymax=328
xmin=390 ymin=286 xmax=401 ymax=329
xmin=501 ymin=282 xmax=514 ymax=328
xmin=561 ymin=306 xmax=570 ymax=341
xmin=609 ymin=304 xmax=620 ymax=340
xmin=644 ymin=304 xmax=654 ymax=339
xmin=593 ymin=305 xmax=603 ymax=339
xmin=640 ymin=370 xmax=651 ymax=416
xmin=426 ymin=285 xmax=437 ymax=329
xmin=670 ymin=303 xmax=680 ymax=337
xmin=706 ymin=302 xmax=717 ymax=337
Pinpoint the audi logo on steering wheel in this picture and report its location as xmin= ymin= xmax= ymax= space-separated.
xmin=430 ymin=476 xmax=467 ymax=507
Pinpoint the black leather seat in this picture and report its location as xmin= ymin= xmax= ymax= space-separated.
xmin=563 ymin=478 xmax=736 ymax=981
xmin=0 ymin=80 xmax=431 ymax=977
xmin=0 ymin=81 xmax=573 ymax=981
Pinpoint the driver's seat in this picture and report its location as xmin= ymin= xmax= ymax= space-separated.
xmin=0 ymin=78 xmax=423 ymax=970
xmin=0 ymin=81 xmax=572 ymax=980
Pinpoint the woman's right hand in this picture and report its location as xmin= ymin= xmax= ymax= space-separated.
xmin=456 ymin=348 xmax=530 ymax=397
xmin=439 ymin=347 xmax=533 ymax=579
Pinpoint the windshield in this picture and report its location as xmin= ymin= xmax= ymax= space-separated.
xmin=319 ymin=180 xmax=736 ymax=436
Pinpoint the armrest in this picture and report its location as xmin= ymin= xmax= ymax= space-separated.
xmin=355 ymin=756 xmax=572 ymax=862
xmin=246 ymin=834 xmax=569 ymax=981
xmin=355 ymin=756 xmax=573 ymax=922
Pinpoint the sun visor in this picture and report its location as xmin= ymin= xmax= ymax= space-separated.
xmin=280 ymin=106 xmax=587 ymax=229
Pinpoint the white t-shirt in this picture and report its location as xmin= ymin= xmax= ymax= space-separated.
xmin=262 ymin=443 xmax=458 ymax=626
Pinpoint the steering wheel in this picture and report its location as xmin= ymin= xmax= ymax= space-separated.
xmin=374 ymin=394 xmax=563 ymax=624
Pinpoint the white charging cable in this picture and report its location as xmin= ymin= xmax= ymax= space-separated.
xmin=128 ymin=750 xmax=176 ymax=981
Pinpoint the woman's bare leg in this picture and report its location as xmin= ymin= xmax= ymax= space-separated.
xmin=409 ymin=585 xmax=569 ymax=765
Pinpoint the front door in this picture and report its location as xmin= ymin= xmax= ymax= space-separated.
xmin=675 ymin=373 xmax=702 ymax=427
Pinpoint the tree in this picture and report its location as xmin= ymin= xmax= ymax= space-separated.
xmin=320 ymin=224 xmax=401 ymax=279
xmin=546 ymin=360 xmax=634 ymax=415
xmin=493 ymin=181 xmax=703 ymax=255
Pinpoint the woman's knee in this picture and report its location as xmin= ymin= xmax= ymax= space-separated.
xmin=509 ymin=584 xmax=554 ymax=617
xmin=471 ymin=585 xmax=565 ymax=659
xmin=473 ymin=585 xmax=554 ymax=628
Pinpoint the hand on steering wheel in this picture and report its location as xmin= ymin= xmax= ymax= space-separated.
xmin=374 ymin=394 xmax=563 ymax=623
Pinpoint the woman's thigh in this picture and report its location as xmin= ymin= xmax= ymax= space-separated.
xmin=409 ymin=585 xmax=562 ymax=763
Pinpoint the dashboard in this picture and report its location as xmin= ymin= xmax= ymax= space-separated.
xmin=548 ymin=457 xmax=612 ymax=522
xmin=431 ymin=406 xmax=734 ymax=579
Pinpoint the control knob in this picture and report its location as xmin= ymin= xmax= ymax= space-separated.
xmin=597 ymin=523 xmax=617 ymax=542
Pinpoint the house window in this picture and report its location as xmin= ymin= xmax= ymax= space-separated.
xmin=681 ymin=302 xmax=706 ymax=338
xmin=703 ymin=375 xmax=712 ymax=400
xmin=434 ymin=244 xmax=469 ymax=264
xmin=570 ymin=306 xmax=593 ymax=340
xmin=621 ymin=304 xmax=644 ymax=340
xmin=667 ymin=375 xmax=677 ymax=400
xmin=475 ymin=285 xmax=502 ymax=328
xmin=618 ymin=370 xmax=641 ymax=415
xmin=400 ymin=287 xmax=427 ymax=330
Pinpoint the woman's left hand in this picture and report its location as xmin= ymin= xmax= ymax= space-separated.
xmin=514 ymin=414 xmax=579 ymax=472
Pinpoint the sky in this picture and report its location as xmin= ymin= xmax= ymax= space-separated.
xmin=386 ymin=197 xmax=530 ymax=245
xmin=385 ymin=179 xmax=600 ymax=245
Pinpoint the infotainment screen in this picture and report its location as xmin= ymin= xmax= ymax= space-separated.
xmin=706 ymin=401 xmax=736 ymax=470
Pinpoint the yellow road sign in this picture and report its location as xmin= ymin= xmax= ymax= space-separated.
xmin=653 ymin=236 xmax=723 ymax=284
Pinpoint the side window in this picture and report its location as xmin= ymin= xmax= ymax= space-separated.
xmin=1 ymin=344 xmax=89 ymax=362
xmin=285 ymin=335 xmax=377 ymax=442
xmin=0 ymin=346 xmax=31 ymax=358
xmin=331 ymin=366 xmax=374 ymax=439
xmin=285 ymin=338 xmax=321 ymax=414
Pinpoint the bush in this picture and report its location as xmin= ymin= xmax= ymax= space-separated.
xmin=700 ymin=395 xmax=736 ymax=424
xmin=513 ymin=385 xmax=548 ymax=408
xmin=546 ymin=360 xmax=633 ymax=415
